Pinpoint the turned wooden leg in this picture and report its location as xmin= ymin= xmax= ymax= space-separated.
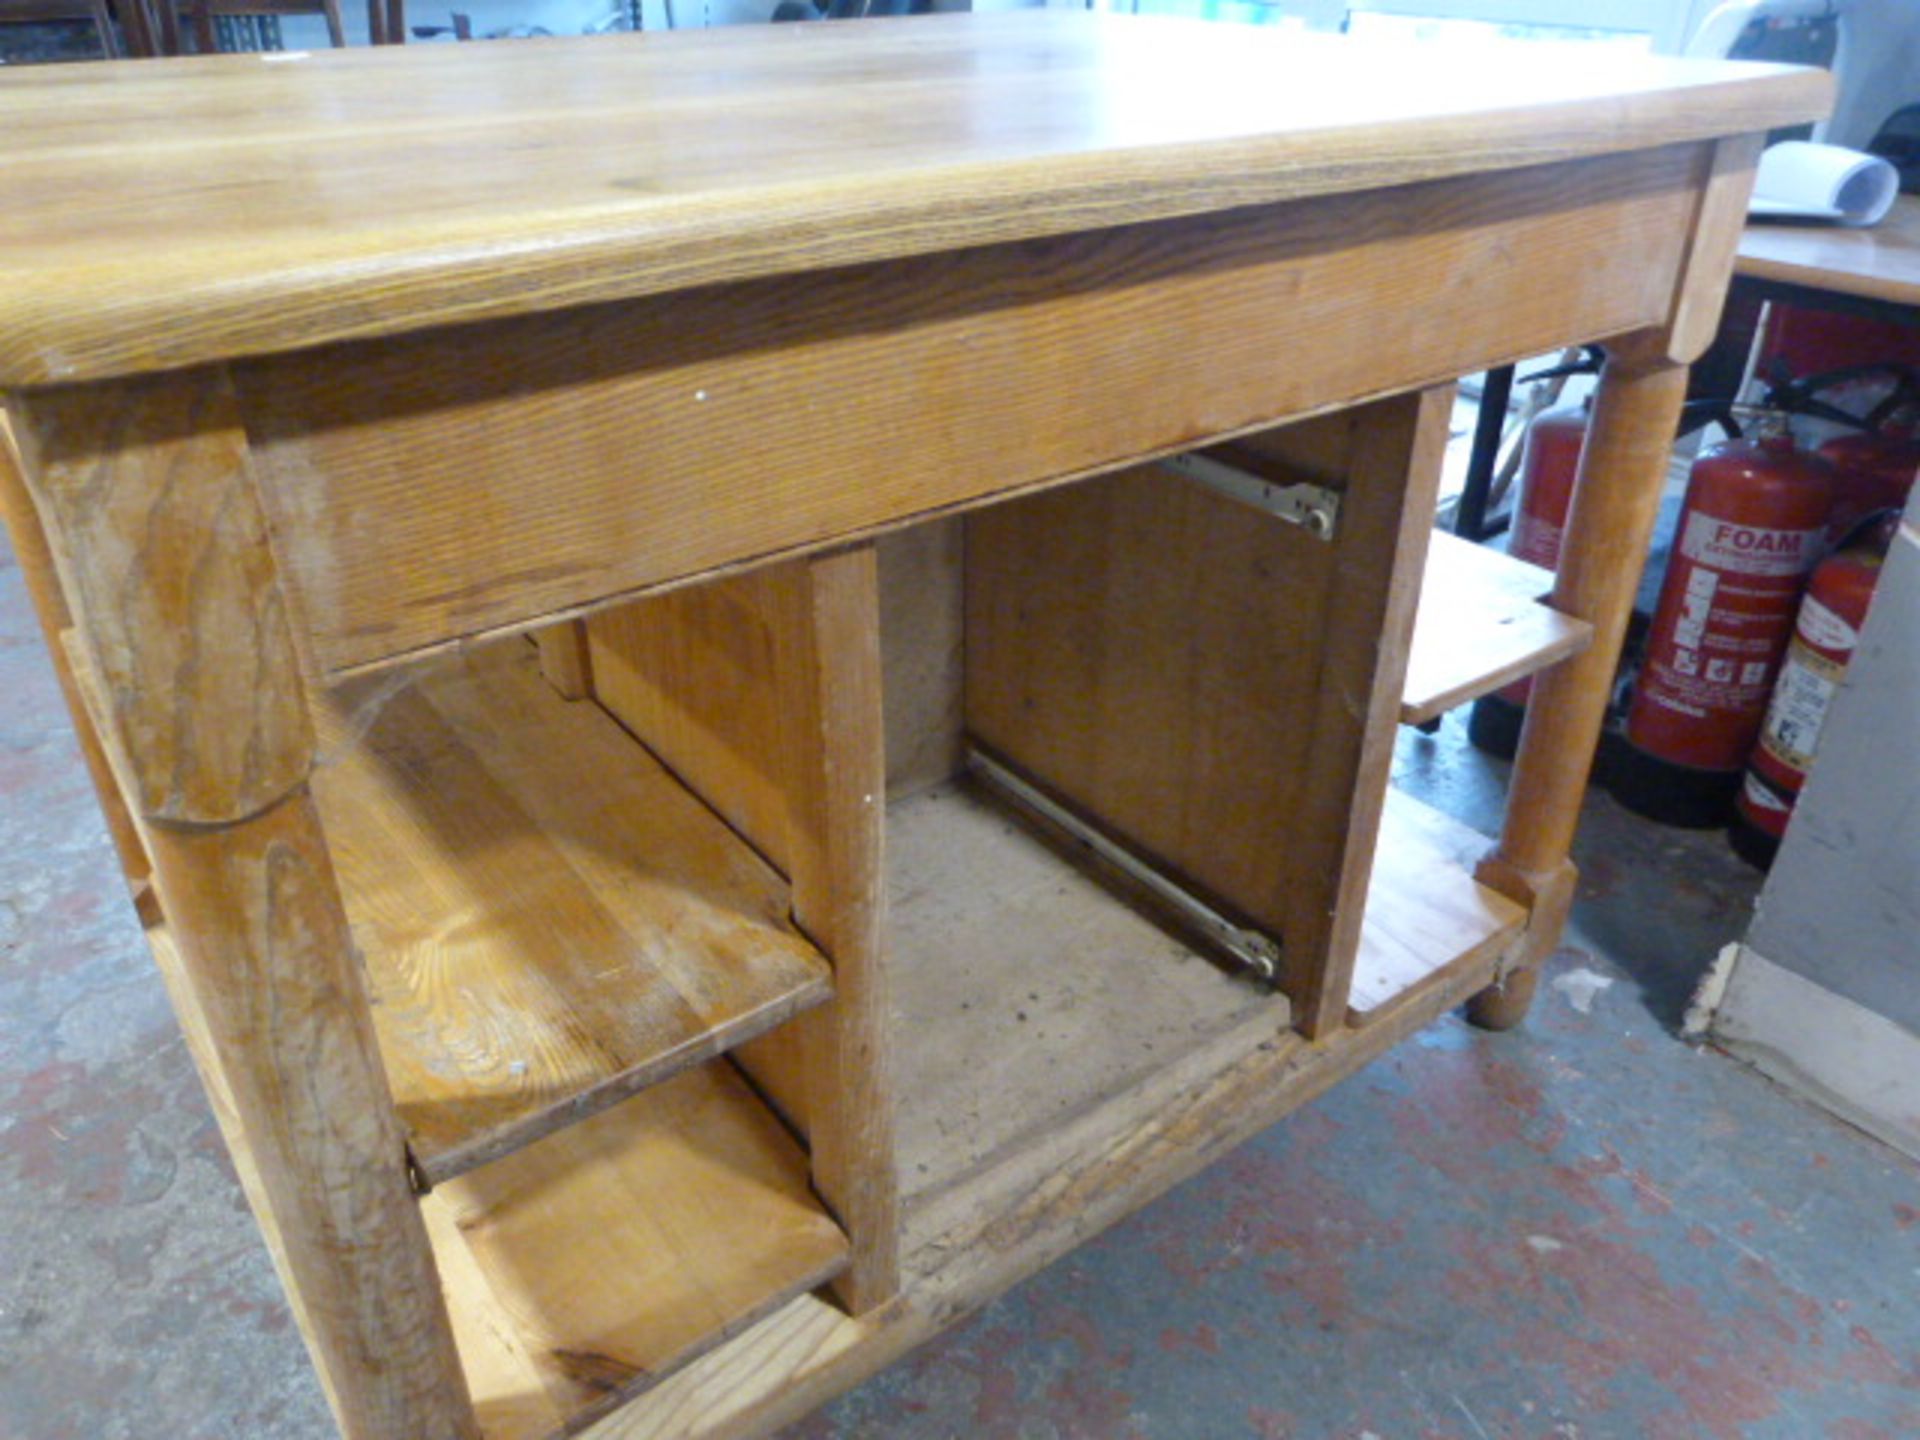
xmin=1470 ymin=350 xmax=1688 ymax=1030
xmin=10 ymin=372 xmax=479 ymax=1440
xmin=1470 ymin=136 xmax=1762 ymax=1030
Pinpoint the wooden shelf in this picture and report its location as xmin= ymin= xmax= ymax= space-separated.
xmin=1347 ymin=787 xmax=1527 ymax=1027
xmin=310 ymin=642 xmax=833 ymax=1187
xmin=890 ymin=780 xmax=1292 ymax=1213
xmin=424 ymin=1058 xmax=850 ymax=1440
xmin=1400 ymin=530 xmax=1592 ymax=725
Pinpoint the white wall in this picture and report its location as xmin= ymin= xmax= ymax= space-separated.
xmin=1745 ymin=519 xmax=1920 ymax=1032
xmin=1709 ymin=519 xmax=1920 ymax=1161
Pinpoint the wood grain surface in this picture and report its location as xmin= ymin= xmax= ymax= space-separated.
xmin=241 ymin=145 xmax=1703 ymax=675
xmin=965 ymin=390 xmax=1450 ymax=1034
xmin=964 ymin=459 xmax=1337 ymax=969
xmin=1737 ymin=194 xmax=1920 ymax=310
xmin=11 ymin=372 xmax=314 ymax=826
xmin=1255 ymin=389 xmax=1455 ymax=1035
xmin=572 ymin=849 xmax=1512 ymax=1440
xmin=587 ymin=576 xmax=797 ymax=876
xmin=1400 ymin=528 xmax=1592 ymax=725
xmin=310 ymin=641 xmax=832 ymax=1186
xmin=762 ymin=546 xmax=900 ymax=1311
xmin=0 ymin=14 xmax=1825 ymax=384
xmin=1664 ymin=134 xmax=1767 ymax=363
xmin=146 ymin=792 xmax=479 ymax=1440
xmin=425 ymin=1059 xmax=850 ymax=1440
xmin=0 ymin=411 xmax=151 ymax=896
xmin=586 ymin=553 xmax=900 ymax=1310
xmin=530 ymin=620 xmax=593 ymax=701
xmin=1345 ymin=789 xmax=1525 ymax=1026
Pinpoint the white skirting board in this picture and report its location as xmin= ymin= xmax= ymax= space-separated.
xmin=1698 ymin=943 xmax=1920 ymax=1163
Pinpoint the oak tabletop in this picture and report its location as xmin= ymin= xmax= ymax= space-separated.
xmin=0 ymin=13 xmax=1828 ymax=386
xmin=1737 ymin=195 xmax=1920 ymax=311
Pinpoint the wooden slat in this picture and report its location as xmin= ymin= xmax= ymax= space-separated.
xmin=530 ymin=619 xmax=593 ymax=701
xmin=310 ymin=640 xmax=832 ymax=1187
xmin=1346 ymin=788 xmax=1527 ymax=1028
xmin=0 ymin=15 xmax=1827 ymax=384
xmin=1261 ymin=387 xmax=1455 ymax=1035
xmin=237 ymin=145 xmax=1704 ymax=675
xmin=1400 ymin=529 xmax=1593 ymax=725
xmin=426 ymin=1059 xmax=850 ymax=1440
xmin=764 ymin=546 xmax=901 ymax=1310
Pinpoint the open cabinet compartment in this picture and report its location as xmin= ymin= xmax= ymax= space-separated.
xmin=575 ymin=390 xmax=1529 ymax=1252
xmin=60 ymin=389 xmax=1544 ymax=1440
xmin=298 ymin=636 xmax=869 ymax=1439
xmin=958 ymin=393 xmax=1529 ymax=1044
xmin=40 ymin=561 xmax=860 ymax=1437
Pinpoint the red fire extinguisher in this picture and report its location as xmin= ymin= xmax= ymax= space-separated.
xmin=1817 ymin=424 xmax=1920 ymax=544
xmin=1467 ymin=381 xmax=1596 ymax=759
xmin=1729 ymin=513 xmax=1899 ymax=868
xmin=1506 ymin=398 xmax=1591 ymax=575
xmin=1764 ymin=364 xmax=1920 ymax=541
xmin=1611 ymin=413 xmax=1836 ymax=827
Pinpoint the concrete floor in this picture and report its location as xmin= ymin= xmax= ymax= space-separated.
xmin=3 ymin=528 xmax=1917 ymax=1440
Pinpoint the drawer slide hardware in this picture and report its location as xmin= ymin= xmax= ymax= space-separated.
xmin=966 ymin=747 xmax=1284 ymax=986
xmin=1163 ymin=451 xmax=1341 ymax=540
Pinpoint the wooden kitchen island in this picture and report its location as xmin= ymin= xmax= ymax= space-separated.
xmin=0 ymin=18 xmax=1825 ymax=1440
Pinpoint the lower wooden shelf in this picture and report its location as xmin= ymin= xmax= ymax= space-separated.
xmin=889 ymin=779 xmax=1293 ymax=1213
xmin=889 ymin=777 xmax=1526 ymax=1204
xmin=1347 ymin=787 xmax=1527 ymax=1027
xmin=551 ymin=796 xmax=1529 ymax=1440
xmin=425 ymin=1057 xmax=850 ymax=1440
xmin=1400 ymin=529 xmax=1592 ymax=724
xmin=310 ymin=641 xmax=833 ymax=1187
